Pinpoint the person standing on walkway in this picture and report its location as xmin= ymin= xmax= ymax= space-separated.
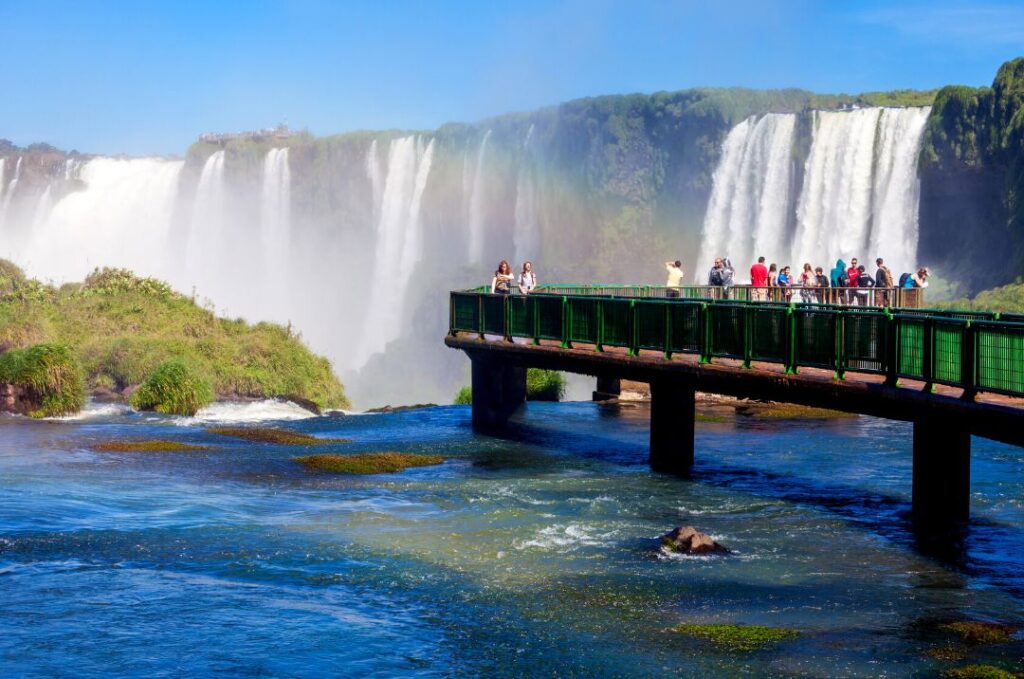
xmin=518 ymin=261 xmax=537 ymax=294
xmin=491 ymin=260 xmax=514 ymax=295
xmin=855 ymin=264 xmax=875 ymax=306
xmin=814 ymin=266 xmax=830 ymax=303
xmin=750 ymin=256 xmax=769 ymax=301
xmin=874 ymin=257 xmax=893 ymax=306
xmin=798 ymin=263 xmax=816 ymax=303
xmin=665 ymin=260 xmax=684 ymax=298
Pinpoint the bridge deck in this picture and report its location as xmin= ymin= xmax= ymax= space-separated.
xmin=446 ymin=332 xmax=1024 ymax=448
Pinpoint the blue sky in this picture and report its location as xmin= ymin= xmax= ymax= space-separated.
xmin=1 ymin=0 xmax=1021 ymax=155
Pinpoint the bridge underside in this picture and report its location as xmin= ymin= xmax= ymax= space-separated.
xmin=448 ymin=334 xmax=1024 ymax=530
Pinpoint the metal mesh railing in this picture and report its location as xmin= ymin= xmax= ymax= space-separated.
xmin=532 ymin=285 xmax=925 ymax=308
xmin=450 ymin=291 xmax=1024 ymax=399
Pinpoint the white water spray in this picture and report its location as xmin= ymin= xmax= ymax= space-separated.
xmin=513 ymin=124 xmax=539 ymax=265
xmin=467 ymin=130 xmax=491 ymax=265
xmin=260 ymin=148 xmax=292 ymax=299
xmin=185 ymin=150 xmax=226 ymax=291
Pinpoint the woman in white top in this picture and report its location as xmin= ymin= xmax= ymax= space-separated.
xmin=519 ymin=261 xmax=537 ymax=294
xmin=491 ymin=260 xmax=514 ymax=294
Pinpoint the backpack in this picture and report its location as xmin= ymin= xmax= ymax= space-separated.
xmin=838 ymin=273 xmax=849 ymax=287
xmin=898 ymin=272 xmax=912 ymax=288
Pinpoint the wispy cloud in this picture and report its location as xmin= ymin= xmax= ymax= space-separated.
xmin=856 ymin=2 xmax=1024 ymax=46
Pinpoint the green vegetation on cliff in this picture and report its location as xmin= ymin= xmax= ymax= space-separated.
xmin=453 ymin=368 xmax=565 ymax=405
xmin=944 ymin=280 xmax=1024 ymax=313
xmin=0 ymin=263 xmax=348 ymax=410
xmin=0 ymin=343 xmax=85 ymax=417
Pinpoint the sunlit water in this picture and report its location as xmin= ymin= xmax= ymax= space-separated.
xmin=1 ymin=401 xmax=1022 ymax=676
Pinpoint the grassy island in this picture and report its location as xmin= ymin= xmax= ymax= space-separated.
xmin=0 ymin=263 xmax=348 ymax=416
xmin=208 ymin=426 xmax=349 ymax=445
xmin=91 ymin=440 xmax=211 ymax=453
xmin=295 ymin=452 xmax=445 ymax=474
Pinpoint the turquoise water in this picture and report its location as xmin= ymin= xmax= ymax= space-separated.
xmin=0 ymin=402 xmax=1022 ymax=677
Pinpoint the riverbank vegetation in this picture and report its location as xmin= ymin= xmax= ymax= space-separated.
xmin=0 ymin=343 xmax=84 ymax=417
xmin=943 ymin=281 xmax=1024 ymax=314
xmin=295 ymin=452 xmax=444 ymax=474
xmin=452 ymin=368 xmax=565 ymax=404
xmin=0 ymin=263 xmax=348 ymax=413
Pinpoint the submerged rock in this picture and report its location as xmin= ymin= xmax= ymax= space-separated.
xmin=660 ymin=525 xmax=729 ymax=555
xmin=208 ymin=426 xmax=349 ymax=445
xmin=366 ymin=403 xmax=438 ymax=414
xmin=295 ymin=452 xmax=445 ymax=474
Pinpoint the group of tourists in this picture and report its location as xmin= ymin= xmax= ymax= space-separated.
xmin=491 ymin=260 xmax=538 ymax=295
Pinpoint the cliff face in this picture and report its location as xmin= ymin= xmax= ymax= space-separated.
xmin=919 ymin=58 xmax=1024 ymax=292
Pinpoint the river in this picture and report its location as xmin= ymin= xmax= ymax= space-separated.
xmin=0 ymin=401 xmax=1021 ymax=676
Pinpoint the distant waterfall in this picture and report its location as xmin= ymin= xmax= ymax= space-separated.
xmin=466 ymin=130 xmax=491 ymax=265
xmin=352 ymin=136 xmax=436 ymax=367
xmin=185 ymin=150 xmax=226 ymax=289
xmin=19 ymin=158 xmax=183 ymax=281
xmin=260 ymin=148 xmax=291 ymax=298
xmin=697 ymin=114 xmax=796 ymax=278
xmin=792 ymin=107 xmax=930 ymax=274
xmin=699 ymin=106 xmax=930 ymax=281
xmin=0 ymin=156 xmax=23 ymax=228
xmin=513 ymin=124 xmax=539 ymax=265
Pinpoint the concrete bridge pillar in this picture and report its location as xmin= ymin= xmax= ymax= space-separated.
xmin=649 ymin=378 xmax=696 ymax=475
xmin=912 ymin=417 xmax=971 ymax=528
xmin=593 ymin=376 xmax=621 ymax=401
xmin=470 ymin=356 xmax=527 ymax=433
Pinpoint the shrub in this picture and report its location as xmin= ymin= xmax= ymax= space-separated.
xmin=130 ymin=360 xmax=214 ymax=416
xmin=526 ymin=368 xmax=565 ymax=401
xmin=0 ymin=258 xmax=26 ymax=296
xmin=454 ymin=386 xmax=472 ymax=405
xmin=0 ymin=343 xmax=85 ymax=417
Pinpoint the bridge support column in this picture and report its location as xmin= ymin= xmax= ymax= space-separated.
xmin=593 ymin=377 xmax=621 ymax=402
xmin=471 ymin=356 xmax=526 ymax=434
xmin=649 ymin=379 xmax=695 ymax=475
xmin=912 ymin=417 xmax=970 ymax=529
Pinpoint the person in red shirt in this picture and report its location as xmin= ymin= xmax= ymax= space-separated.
xmin=750 ymin=256 xmax=769 ymax=301
xmin=845 ymin=258 xmax=860 ymax=303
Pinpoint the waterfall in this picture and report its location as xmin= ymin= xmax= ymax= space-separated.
xmin=185 ymin=150 xmax=226 ymax=291
xmin=697 ymin=114 xmax=796 ymax=279
xmin=260 ymin=148 xmax=291 ymax=302
xmin=31 ymin=186 xmax=53 ymax=229
xmin=0 ymin=156 xmax=23 ymax=228
xmin=513 ymin=124 xmax=539 ymax=265
xmin=867 ymin=108 xmax=930 ymax=275
xmin=366 ymin=139 xmax=384 ymax=218
xmin=18 ymin=158 xmax=183 ymax=281
xmin=466 ymin=130 xmax=491 ymax=265
xmin=352 ymin=136 xmax=435 ymax=368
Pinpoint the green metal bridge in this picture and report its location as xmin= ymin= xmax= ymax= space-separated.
xmin=445 ymin=287 xmax=1024 ymax=530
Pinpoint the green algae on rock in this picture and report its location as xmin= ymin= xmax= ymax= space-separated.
xmin=92 ymin=440 xmax=211 ymax=453
xmin=943 ymin=621 xmax=1018 ymax=645
xmin=941 ymin=665 xmax=1020 ymax=679
xmin=296 ymin=452 xmax=445 ymax=474
xmin=669 ymin=624 xmax=800 ymax=652
xmin=208 ymin=426 xmax=350 ymax=445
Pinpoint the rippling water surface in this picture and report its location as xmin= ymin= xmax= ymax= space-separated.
xmin=1 ymin=400 xmax=1022 ymax=676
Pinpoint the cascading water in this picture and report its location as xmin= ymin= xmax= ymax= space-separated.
xmin=260 ymin=148 xmax=291 ymax=307
xmin=697 ymin=114 xmax=796 ymax=278
xmin=19 ymin=157 xmax=183 ymax=281
xmin=0 ymin=156 xmax=23 ymax=228
xmin=185 ymin=150 xmax=226 ymax=295
xmin=466 ymin=130 xmax=491 ymax=265
xmin=513 ymin=124 xmax=539 ymax=265
xmin=352 ymin=136 xmax=435 ymax=368
xmin=699 ymin=106 xmax=930 ymax=281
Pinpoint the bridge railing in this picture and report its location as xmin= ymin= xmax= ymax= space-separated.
xmin=449 ymin=292 xmax=1024 ymax=400
xmin=532 ymin=285 xmax=925 ymax=308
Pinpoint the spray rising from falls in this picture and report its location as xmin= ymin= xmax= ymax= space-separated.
xmin=698 ymin=107 xmax=930 ymax=280
xmin=0 ymin=156 xmax=23 ymax=229
xmin=260 ymin=148 xmax=291 ymax=306
xmin=466 ymin=130 xmax=491 ymax=265
xmin=513 ymin=124 xmax=539 ymax=265
xmin=352 ymin=136 xmax=436 ymax=368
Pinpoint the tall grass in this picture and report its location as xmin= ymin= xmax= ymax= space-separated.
xmin=0 ymin=343 xmax=85 ymax=417
xmin=130 ymin=359 xmax=214 ymax=416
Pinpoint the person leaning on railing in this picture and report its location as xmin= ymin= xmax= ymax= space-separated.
xmin=665 ymin=260 xmax=684 ymax=298
xmin=491 ymin=260 xmax=514 ymax=295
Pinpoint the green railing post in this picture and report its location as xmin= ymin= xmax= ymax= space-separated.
xmin=699 ymin=303 xmax=712 ymax=364
xmin=922 ymin=317 xmax=934 ymax=393
xmin=532 ymin=296 xmax=540 ymax=345
xmin=742 ymin=305 xmax=752 ymax=369
xmin=961 ymin=320 xmax=977 ymax=401
xmin=561 ymin=296 xmax=571 ymax=349
xmin=503 ymin=295 xmax=512 ymax=342
xmin=596 ymin=300 xmax=605 ymax=352
xmin=884 ymin=310 xmax=899 ymax=387
xmin=784 ymin=306 xmax=797 ymax=374
xmin=629 ymin=300 xmax=639 ymax=357
xmin=664 ymin=302 xmax=672 ymax=360
xmin=834 ymin=309 xmax=846 ymax=380
xmin=478 ymin=295 xmax=485 ymax=340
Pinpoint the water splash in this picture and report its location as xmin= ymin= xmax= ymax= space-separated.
xmin=466 ymin=130 xmax=491 ymax=265
xmin=514 ymin=124 xmax=539 ymax=265
xmin=260 ymin=148 xmax=292 ymax=308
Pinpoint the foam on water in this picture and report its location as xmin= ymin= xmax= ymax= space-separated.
xmin=177 ymin=399 xmax=318 ymax=425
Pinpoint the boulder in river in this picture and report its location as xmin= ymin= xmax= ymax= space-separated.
xmin=660 ymin=525 xmax=729 ymax=555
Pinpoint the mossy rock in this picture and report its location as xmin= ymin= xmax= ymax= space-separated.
xmin=0 ymin=343 xmax=85 ymax=417
xmin=296 ymin=452 xmax=445 ymax=474
xmin=926 ymin=646 xmax=968 ymax=662
xmin=130 ymin=360 xmax=213 ymax=416
xmin=92 ymin=440 xmax=210 ymax=452
xmin=669 ymin=624 xmax=800 ymax=652
xmin=208 ymin=426 xmax=349 ymax=445
xmin=943 ymin=621 xmax=1018 ymax=645
xmin=941 ymin=665 xmax=1020 ymax=679
xmin=743 ymin=403 xmax=855 ymax=419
